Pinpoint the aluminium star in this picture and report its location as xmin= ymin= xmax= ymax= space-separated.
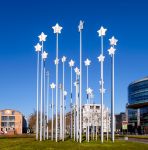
xmin=99 ymin=88 xmax=106 ymax=94
xmin=97 ymin=26 xmax=107 ymax=37
xmin=78 ymin=20 xmax=84 ymax=32
xmin=61 ymin=56 xmax=66 ymax=62
xmin=42 ymin=51 xmax=48 ymax=60
xmin=52 ymin=23 xmax=63 ymax=34
xmin=54 ymin=58 xmax=59 ymax=65
xmin=108 ymin=46 xmax=116 ymax=55
xmin=50 ymin=83 xmax=56 ymax=89
xmin=84 ymin=58 xmax=91 ymax=66
xmin=38 ymin=32 xmax=47 ymax=42
xmin=34 ymin=43 xmax=42 ymax=52
xmin=98 ymin=54 xmax=105 ymax=62
xmin=109 ymin=36 xmax=118 ymax=46
xmin=69 ymin=59 xmax=75 ymax=67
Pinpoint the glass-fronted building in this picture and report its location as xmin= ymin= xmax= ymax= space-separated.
xmin=127 ymin=77 xmax=148 ymax=134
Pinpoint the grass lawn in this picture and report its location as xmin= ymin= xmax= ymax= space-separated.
xmin=0 ymin=136 xmax=148 ymax=150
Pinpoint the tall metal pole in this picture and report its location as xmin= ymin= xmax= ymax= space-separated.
xmin=35 ymin=43 xmax=41 ymax=141
xmin=78 ymin=20 xmax=84 ymax=143
xmin=60 ymin=84 xmax=63 ymax=140
xmin=46 ymin=71 xmax=49 ymax=140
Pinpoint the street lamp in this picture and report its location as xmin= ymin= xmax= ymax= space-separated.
xmin=38 ymin=32 xmax=47 ymax=141
xmin=52 ymin=23 xmax=62 ymax=142
xmin=62 ymin=56 xmax=66 ymax=141
xmin=84 ymin=58 xmax=91 ymax=104
xmin=78 ymin=20 xmax=84 ymax=143
xmin=97 ymin=26 xmax=107 ymax=143
xmin=34 ymin=43 xmax=42 ymax=141
xmin=108 ymin=36 xmax=118 ymax=142
xmin=69 ymin=59 xmax=75 ymax=139
xmin=42 ymin=51 xmax=48 ymax=140
xmin=50 ymin=83 xmax=56 ymax=141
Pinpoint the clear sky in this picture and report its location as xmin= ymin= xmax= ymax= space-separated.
xmin=0 ymin=0 xmax=148 ymax=118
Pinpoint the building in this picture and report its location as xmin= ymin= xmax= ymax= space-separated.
xmin=82 ymin=104 xmax=110 ymax=133
xmin=115 ymin=112 xmax=127 ymax=133
xmin=0 ymin=109 xmax=26 ymax=134
xmin=127 ymin=77 xmax=148 ymax=134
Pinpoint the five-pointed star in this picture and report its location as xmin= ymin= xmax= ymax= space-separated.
xmin=52 ymin=23 xmax=63 ymax=34
xmin=38 ymin=32 xmax=47 ymax=42
xmin=99 ymin=88 xmax=106 ymax=93
xmin=64 ymin=91 xmax=67 ymax=96
xmin=73 ymin=82 xmax=77 ymax=86
xmin=69 ymin=59 xmax=75 ymax=67
xmin=98 ymin=54 xmax=105 ymax=62
xmin=97 ymin=26 xmax=107 ymax=37
xmin=78 ymin=20 xmax=84 ymax=31
xmin=34 ymin=43 xmax=42 ymax=52
xmin=109 ymin=36 xmax=118 ymax=46
xmin=62 ymin=56 xmax=66 ymax=62
xmin=54 ymin=58 xmax=59 ymax=65
xmin=99 ymin=80 xmax=104 ymax=85
xmin=84 ymin=58 xmax=91 ymax=66
xmin=108 ymin=47 xmax=116 ymax=55
xmin=86 ymin=88 xmax=93 ymax=94
xmin=74 ymin=67 xmax=80 ymax=75
xmin=50 ymin=83 xmax=56 ymax=89
xmin=42 ymin=51 xmax=48 ymax=59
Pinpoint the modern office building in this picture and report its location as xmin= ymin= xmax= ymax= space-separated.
xmin=127 ymin=77 xmax=148 ymax=134
xmin=82 ymin=104 xmax=110 ymax=133
xmin=0 ymin=109 xmax=26 ymax=134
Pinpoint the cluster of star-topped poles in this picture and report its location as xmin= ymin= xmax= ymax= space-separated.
xmin=34 ymin=32 xmax=48 ymax=141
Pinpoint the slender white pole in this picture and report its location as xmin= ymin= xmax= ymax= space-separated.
xmin=60 ymin=84 xmax=63 ymax=140
xmin=46 ymin=71 xmax=49 ymax=140
xmin=63 ymin=62 xmax=65 ymax=141
xmin=56 ymin=33 xmax=59 ymax=142
xmin=70 ymin=67 xmax=73 ymax=138
xmin=51 ymin=89 xmax=54 ymax=141
xmin=86 ymin=66 xmax=88 ymax=104
xmin=106 ymin=108 xmax=108 ymax=141
xmin=74 ymin=104 xmax=76 ymax=141
xmin=79 ymin=24 xmax=82 ymax=143
xmin=36 ymin=51 xmax=40 ymax=140
xmin=111 ymin=53 xmax=115 ymax=142
xmin=76 ymin=75 xmax=78 ymax=142
xmin=101 ymin=35 xmax=104 ymax=143
xmin=40 ymin=41 xmax=43 ymax=141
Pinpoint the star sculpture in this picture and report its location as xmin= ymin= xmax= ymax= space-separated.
xmin=54 ymin=58 xmax=59 ymax=65
xmin=98 ymin=54 xmax=105 ymax=62
xmin=61 ymin=56 xmax=66 ymax=62
xmin=50 ymin=83 xmax=56 ymax=89
xmin=99 ymin=88 xmax=106 ymax=94
xmin=109 ymin=36 xmax=118 ymax=46
xmin=78 ymin=20 xmax=84 ymax=32
xmin=84 ymin=58 xmax=91 ymax=66
xmin=108 ymin=47 xmax=116 ymax=55
xmin=64 ymin=91 xmax=67 ymax=96
xmin=38 ymin=32 xmax=47 ymax=42
xmin=99 ymin=80 xmax=104 ymax=85
xmin=74 ymin=67 xmax=80 ymax=75
xmin=52 ymin=23 xmax=63 ymax=34
xmin=34 ymin=43 xmax=42 ymax=52
xmin=73 ymin=82 xmax=77 ymax=87
xmin=97 ymin=26 xmax=107 ymax=37
xmin=42 ymin=51 xmax=48 ymax=60
xmin=86 ymin=88 xmax=93 ymax=95
xmin=69 ymin=59 xmax=75 ymax=67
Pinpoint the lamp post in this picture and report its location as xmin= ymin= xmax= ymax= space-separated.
xmin=52 ymin=23 xmax=62 ymax=142
xmin=84 ymin=59 xmax=91 ymax=104
xmin=69 ymin=59 xmax=75 ymax=139
xmin=78 ymin=20 xmax=84 ymax=143
xmin=34 ymin=43 xmax=42 ymax=141
xmin=42 ymin=51 xmax=48 ymax=141
xmin=38 ymin=32 xmax=47 ymax=141
xmin=46 ymin=71 xmax=49 ymax=140
xmin=62 ymin=56 xmax=66 ymax=141
xmin=50 ymin=83 xmax=56 ymax=141
xmin=108 ymin=36 xmax=118 ymax=142
xmin=97 ymin=26 xmax=107 ymax=143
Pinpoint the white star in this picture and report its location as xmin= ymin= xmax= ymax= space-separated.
xmin=108 ymin=46 xmax=116 ymax=55
xmin=109 ymin=36 xmax=118 ymax=46
xmin=52 ymin=23 xmax=63 ymax=34
xmin=54 ymin=58 xmax=59 ymax=65
xmin=38 ymin=32 xmax=47 ymax=42
xmin=78 ymin=20 xmax=84 ymax=32
xmin=99 ymin=88 xmax=106 ymax=94
xmin=64 ymin=91 xmax=67 ymax=96
xmin=97 ymin=26 xmax=107 ymax=37
xmin=34 ymin=43 xmax=42 ymax=52
xmin=84 ymin=58 xmax=91 ymax=66
xmin=50 ymin=83 xmax=56 ymax=89
xmin=99 ymin=80 xmax=104 ymax=85
xmin=74 ymin=67 xmax=80 ymax=75
xmin=73 ymin=82 xmax=77 ymax=86
xmin=69 ymin=59 xmax=75 ymax=67
xmin=61 ymin=56 xmax=66 ymax=62
xmin=42 ymin=51 xmax=48 ymax=60
xmin=86 ymin=88 xmax=93 ymax=95
xmin=98 ymin=54 xmax=105 ymax=62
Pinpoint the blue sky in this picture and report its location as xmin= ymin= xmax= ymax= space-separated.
xmin=0 ymin=0 xmax=148 ymax=118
